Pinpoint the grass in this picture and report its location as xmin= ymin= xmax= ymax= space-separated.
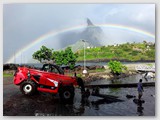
xmin=3 ymin=72 xmax=13 ymax=77
xmin=77 ymin=42 xmax=155 ymax=61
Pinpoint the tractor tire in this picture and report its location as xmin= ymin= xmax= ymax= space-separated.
xmin=59 ymin=86 xmax=75 ymax=101
xmin=20 ymin=80 xmax=37 ymax=96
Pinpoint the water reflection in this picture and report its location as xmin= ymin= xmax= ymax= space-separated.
xmin=79 ymin=94 xmax=124 ymax=111
xmin=108 ymin=88 xmax=121 ymax=93
xmin=74 ymin=95 xmax=90 ymax=115
xmin=89 ymin=74 xmax=155 ymax=85
xmin=133 ymin=99 xmax=145 ymax=116
xmin=111 ymin=79 xmax=122 ymax=84
xmin=81 ymin=95 xmax=90 ymax=106
xmin=137 ymin=102 xmax=144 ymax=116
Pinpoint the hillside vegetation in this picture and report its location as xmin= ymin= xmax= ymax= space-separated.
xmin=77 ymin=42 xmax=155 ymax=62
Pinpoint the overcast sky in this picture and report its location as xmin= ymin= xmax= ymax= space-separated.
xmin=3 ymin=4 xmax=155 ymax=64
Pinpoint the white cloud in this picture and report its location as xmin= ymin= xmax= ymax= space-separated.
xmin=3 ymin=4 xmax=155 ymax=63
xmin=130 ymin=4 xmax=155 ymax=23
xmin=105 ymin=8 xmax=121 ymax=17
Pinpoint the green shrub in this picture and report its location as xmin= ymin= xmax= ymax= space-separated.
xmin=108 ymin=60 xmax=127 ymax=75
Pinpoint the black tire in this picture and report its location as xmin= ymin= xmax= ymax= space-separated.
xmin=59 ymin=86 xmax=75 ymax=101
xmin=20 ymin=80 xmax=37 ymax=96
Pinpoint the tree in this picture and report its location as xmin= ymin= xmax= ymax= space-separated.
xmin=32 ymin=45 xmax=53 ymax=63
xmin=52 ymin=47 xmax=78 ymax=70
xmin=52 ymin=51 xmax=64 ymax=66
xmin=108 ymin=60 xmax=127 ymax=75
xmin=64 ymin=47 xmax=78 ymax=69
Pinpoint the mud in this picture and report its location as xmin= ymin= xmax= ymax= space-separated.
xmin=3 ymin=77 xmax=155 ymax=116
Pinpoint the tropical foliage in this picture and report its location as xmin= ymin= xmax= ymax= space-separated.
xmin=53 ymin=47 xmax=78 ymax=69
xmin=108 ymin=60 xmax=127 ymax=75
xmin=32 ymin=46 xmax=77 ymax=70
xmin=32 ymin=45 xmax=53 ymax=62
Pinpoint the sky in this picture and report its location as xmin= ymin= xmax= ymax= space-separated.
xmin=3 ymin=4 xmax=155 ymax=64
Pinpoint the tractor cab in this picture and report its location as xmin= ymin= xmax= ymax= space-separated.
xmin=41 ymin=64 xmax=64 ymax=75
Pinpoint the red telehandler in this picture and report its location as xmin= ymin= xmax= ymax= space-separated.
xmin=14 ymin=64 xmax=85 ymax=101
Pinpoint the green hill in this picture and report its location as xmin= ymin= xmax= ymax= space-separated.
xmin=76 ymin=42 xmax=155 ymax=62
xmin=66 ymin=40 xmax=94 ymax=52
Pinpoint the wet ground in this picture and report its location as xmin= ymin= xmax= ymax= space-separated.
xmin=3 ymin=76 xmax=155 ymax=116
xmin=88 ymin=74 xmax=155 ymax=85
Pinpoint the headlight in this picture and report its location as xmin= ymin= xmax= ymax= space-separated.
xmin=53 ymin=80 xmax=58 ymax=87
xmin=47 ymin=78 xmax=58 ymax=87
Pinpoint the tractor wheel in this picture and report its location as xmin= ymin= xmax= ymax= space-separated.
xmin=59 ymin=86 xmax=75 ymax=101
xmin=20 ymin=80 xmax=37 ymax=96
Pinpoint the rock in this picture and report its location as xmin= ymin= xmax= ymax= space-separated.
xmin=133 ymin=99 xmax=145 ymax=104
xmin=147 ymin=72 xmax=155 ymax=78
xmin=86 ymin=65 xmax=96 ymax=70
xmin=151 ymin=95 xmax=155 ymax=97
xmin=3 ymin=63 xmax=19 ymax=70
xmin=126 ymin=94 xmax=136 ymax=99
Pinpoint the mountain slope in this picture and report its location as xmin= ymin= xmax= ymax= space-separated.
xmin=59 ymin=18 xmax=105 ymax=49
xmin=68 ymin=40 xmax=93 ymax=52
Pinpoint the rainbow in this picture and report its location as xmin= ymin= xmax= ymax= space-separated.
xmin=6 ymin=24 xmax=155 ymax=63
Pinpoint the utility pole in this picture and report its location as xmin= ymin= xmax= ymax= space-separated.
xmin=82 ymin=39 xmax=87 ymax=74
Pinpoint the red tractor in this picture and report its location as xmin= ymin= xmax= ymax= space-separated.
xmin=14 ymin=64 xmax=85 ymax=101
